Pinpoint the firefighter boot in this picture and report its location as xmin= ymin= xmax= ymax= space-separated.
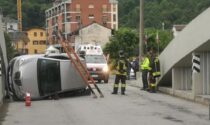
xmin=151 ymin=84 xmax=156 ymax=93
xmin=121 ymin=87 xmax=126 ymax=95
xmin=112 ymin=87 xmax=118 ymax=94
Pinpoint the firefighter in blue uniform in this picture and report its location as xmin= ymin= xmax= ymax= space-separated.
xmin=112 ymin=50 xmax=128 ymax=95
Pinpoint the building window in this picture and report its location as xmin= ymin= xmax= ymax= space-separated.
xmin=39 ymin=40 xmax=46 ymax=45
xmin=113 ymin=14 xmax=116 ymax=22
xmin=40 ymin=32 xmax=43 ymax=37
xmin=52 ymin=17 xmax=56 ymax=25
xmin=76 ymin=15 xmax=81 ymax=22
xmin=34 ymin=32 xmax=37 ymax=37
xmin=34 ymin=49 xmax=37 ymax=54
xmin=76 ymin=4 xmax=80 ymax=12
xmin=102 ymin=15 xmax=108 ymax=23
xmin=113 ymin=24 xmax=116 ymax=30
xmin=88 ymin=14 xmax=94 ymax=19
xmin=62 ymin=24 xmax=65 ymax=32
xmin=102 ymin=4 xmax=107 ymax=12
xmin=103 ymin=22 xmax=107 ymax=26
xmin=113 ymin=4 xmax=117 ymax=12
xmin=89 ymin=4 xmax=94 ymax=8
xmin=67 ymin=13 xmax=71 ymax=22
xmin=25 ymin=49 xmax=28 ymax=54
xmin=33 ymin=41 xmax=38 ymax=45
xmin=9 ymin=25 xmax=13 ymax=29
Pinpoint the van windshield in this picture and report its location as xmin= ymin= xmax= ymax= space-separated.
xmin=85 ymin=55 xmax=106 ymax=63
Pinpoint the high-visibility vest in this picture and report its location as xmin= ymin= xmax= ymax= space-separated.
xmin=116 ymin=59 xmax=127 ymax=76
xmin=140 ymin=57 xmax=151 ymax=70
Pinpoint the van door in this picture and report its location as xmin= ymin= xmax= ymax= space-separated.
xmin=37 ymin=59 xmax=61 ymax=96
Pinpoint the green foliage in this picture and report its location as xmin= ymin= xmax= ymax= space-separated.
xmin=103 ymin=27 xmax=139 ymax=59
xmin=0 ymin=0 xmax=208 ymax=57
xmin=144 ymin=28 xmax=173 ymax=54
xmin=0 ymin=0 xmax=52 ymax=30
xmin=119 ymin=0 xmax=210 ymax=29
xmin=4 ymin=33 xmax=16 ymax=61
xmin=0 ymin=0 xmax=209 ymax=30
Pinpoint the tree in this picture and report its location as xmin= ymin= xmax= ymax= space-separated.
xmin=4 ymin=33 xmax=16 ymax=61
xmin=144 ymin=28 xmax=173 ymax=54
xmin=103 ymin=27 xmax=139 ymax=59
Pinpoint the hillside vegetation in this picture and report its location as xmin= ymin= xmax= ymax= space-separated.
xmin=119 ymin=0 xmax=210 ymax=29
xmin=0 ymin=0 xmax=209 ymax=30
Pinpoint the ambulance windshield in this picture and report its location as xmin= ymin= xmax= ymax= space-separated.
xmin=85 ymin=55 xmax=106 ymax=63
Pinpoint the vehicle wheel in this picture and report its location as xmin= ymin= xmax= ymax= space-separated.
xmin=98 ymin=80 xmax=101 ymax=83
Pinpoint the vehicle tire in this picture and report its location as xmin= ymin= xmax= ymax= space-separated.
xmin=98 ymin=79 xmax=102 ymax=83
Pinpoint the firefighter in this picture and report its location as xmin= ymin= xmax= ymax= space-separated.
xmin=112 ymin=50 xmax=128 ymax=95
xmin=140 ymin=53 xmax=151 ymax=90
xmin=149 ymin=53 xmax=161 ymax=93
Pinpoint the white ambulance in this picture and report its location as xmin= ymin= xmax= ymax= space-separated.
xmin=76 ymin=44 xmax=109 ymax=83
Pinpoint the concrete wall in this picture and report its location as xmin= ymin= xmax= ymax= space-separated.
xmin=172 ymin=67 xmax=192 ymax=91
xmin=0 ymin=64 xmax=3 ymax=105
xmin=0 ymin=15 xmax=9 ymax=105
xmin=158 ymin=7 xmax=210 ymax=103
xmin=158 ymin=7 xmax=210 ymax=86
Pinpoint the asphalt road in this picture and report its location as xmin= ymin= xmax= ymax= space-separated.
xmin=0 ymin=77 xmax=209 ymax=125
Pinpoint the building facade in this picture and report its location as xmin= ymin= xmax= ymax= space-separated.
xmin=25 ymin=28 xmax=47 ymax=54
xmin=74 ymin=22 xmax=111 ymax=49
xmin=45 ymin=0 xmax=118 ymax=45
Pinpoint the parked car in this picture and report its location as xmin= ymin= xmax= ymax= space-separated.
xmin=7 ymin=53 xmax=88 ymax=100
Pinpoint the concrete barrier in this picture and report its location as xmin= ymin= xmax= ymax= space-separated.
xmin=0 ymin=14 xmax=9 ymax=105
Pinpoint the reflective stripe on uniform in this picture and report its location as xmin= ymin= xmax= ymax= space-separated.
xmin=152 ymin=71 xmax=160 ymax=77
xmin=116 ymin=72 xmax=127 ymax=76
xmin=114 ymin=84 xmax=119 ymax=88
xmin=151 ymin=84 xmax=156 ymax=87
xmin=121 ymin=84 xmax=126 ymax=88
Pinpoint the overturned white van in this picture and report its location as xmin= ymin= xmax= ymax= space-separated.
xmin=7 ymin=53 xmax=88 ymax=100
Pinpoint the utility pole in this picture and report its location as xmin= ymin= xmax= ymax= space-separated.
xmin=139 ymin=0 xmax=144 ymax=58
xmin=17 ymin=0 xmax=22 ymax=31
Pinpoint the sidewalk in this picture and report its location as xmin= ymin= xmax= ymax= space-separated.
xmin=126 ymin=72 xmax=210 ymax=122
xmin=127 ymin=72 xmax=210 ymax=106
